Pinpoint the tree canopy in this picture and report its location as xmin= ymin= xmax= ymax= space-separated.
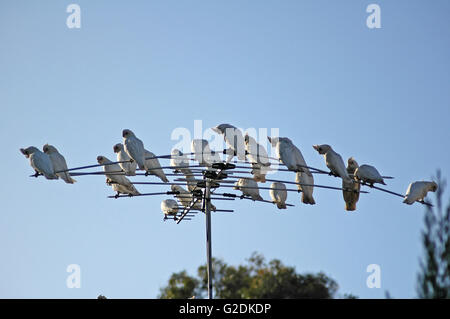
xmin=159 ymin=252 xmax=342 ymax=299
xmin=417 ymin=170 xmax=450 ymax=299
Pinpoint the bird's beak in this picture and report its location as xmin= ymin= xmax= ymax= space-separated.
xmin=211 ymin=127 xmax=220 ymax=134
xmin=312 ymin=145 xmax=319 ymax=151
xmin=20 ymin=148 xmax=29 ymax=158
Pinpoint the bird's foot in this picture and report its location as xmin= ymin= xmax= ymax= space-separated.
xmin=114 ymin=193 xmax=120 ymax=199
xmin=144 ymin=171 xmax=149 ymax=177
xmin=33 ymin=171 xmax=40 ymax=178
xmin=128 ymin=194 xmax=133 ymax=197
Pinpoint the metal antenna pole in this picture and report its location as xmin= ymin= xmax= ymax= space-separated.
xmin=204 ymin=178 xmax=213 ymax=299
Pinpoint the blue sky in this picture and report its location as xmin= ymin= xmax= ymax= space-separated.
xmin=0 ymin=0 xmax=449 ymax=298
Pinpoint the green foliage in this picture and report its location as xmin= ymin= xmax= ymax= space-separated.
xmin=159 ymin=270 xmax=200 ymax=299
xmin=417 ymin=170 xmax=450 ymax=299
xmin=158 ymin=252 xmax=340 ymax=299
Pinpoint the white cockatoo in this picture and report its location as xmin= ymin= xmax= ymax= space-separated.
xmin=144 ymin=149 xmax=169 ymax=183
xmin=403 ymin=181 xmax=437 ymax=205
xmin=191 ymin=139 xmax=221 ymax=167
xmin=170 ymin=148 xmax=192 ymax=175
xmin=42 ymin=144 xmax=76 ymax=184
xmin=161 ymin=199 xmax=179 ymax=219
xmin=212 ymin=123 xmax=246 ymax=163
xmin=97 ymin=155 xmax=140 ymax=196
xmin=20 ymin=147 xmax=58 ymax=180
xmin=295 ymin=172 xmax=316 ymax=205
xmin=342 ymin=157 xmax=360 ymax=211
xmin=268 ymin=136 xmax=315 ymax=204
xmin=267 ymin=137 xmax=308 ymax=172
xmin=354 ymin=164 xmax=386 ymax=186
xmin=244 ymin=133 xmax=271 ymax=183
xmin=269 ymin=182 xmax=287 ymax=209
xmin=171 ymin=184 xmax=203 ymax=210
xmin=312 ymin=144 xmax=351 ymax=182
xmin=122 ymin=129 xmax=147 ymax=171
xmin=113 ymin=143 xmax=137 ymax=176
xmin=234 ymin=178 xmax=263 ymax=201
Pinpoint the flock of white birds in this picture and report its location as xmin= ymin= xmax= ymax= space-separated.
xmin=20 ymin=124 xmax=438 ymax=219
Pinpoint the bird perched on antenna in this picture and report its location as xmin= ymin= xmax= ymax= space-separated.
xmin=212 ymin=123 xmax=246 ymax=163
xmin=234 ymin=178 xmax=263 ymax=201
xmin=313 ymin=144 xmax=351 ymax=182
xmin=268 ymin=137 xmax=308 ymax=172
xmin=244 ymin=133 xmax=270 ymax=183
xmin=268 ymin=136 xmax=315 ymax=205
xmin=354 ymin=164 xmax=386 ymax=187
xmin=20 ymin=146 xmax=58 ymax=180
xmin=295 ymin=172 xmax=316 ymax=205
xmin=42 ymin=144 xmax=77 ymax=184
xmin=269 ymin=182 xmax=287 ymax=209
xmin=122 ymin=129 xmax=147 ymax=172
xmin=403 ymin=181 xmax=437 ymax=205
xmin=113 ymin=143 xmax=137 ymax=176
xmin=342 ymin=157 xmax=360 ymax=211
xmin=96 ymin=155 xmax=140 ymax=197
xmin=161 ymin=199 xmax=179 ymax=221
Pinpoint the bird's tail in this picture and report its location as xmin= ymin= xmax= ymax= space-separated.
xmin=255 ymin=195 xmax=263 ymax=201
xmin=302 ymin=194 xmax=316 ymax=205
xmin=131 ymin=186 xmax=140 ymax=195
xmin=160 ymin=175 xmax=169 ymax=183
xmin=276 ymin=202 xmax=287 ymax=209
xmin=63 ymin=172 xmax=77 ymax=184
xmin=345 ymin=202 xmax=356 ymax=211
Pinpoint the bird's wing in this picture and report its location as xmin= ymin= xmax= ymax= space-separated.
xmin=360 ymin=166 xmax=380 ymax=180
xmin=329 ymin=152 xmax=348 ymax=177
xmin=50 ymin=153 xmax=68 ymax=172
xmin=125 ymin=138 xmax=144 ymax=161
xmin=32 ymin=152 xmax=55 ymax=176
xmin=105 ymin=163 xmax=131 ymax=185
xmin=279 ymin=143 xmax=296 ymax=168
xmin=410 ymin=182 xmax=428 ymax=200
